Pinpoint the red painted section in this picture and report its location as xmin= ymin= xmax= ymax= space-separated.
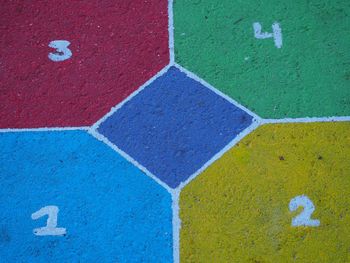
xmin=0 ymin=1 xmax=169 ymax=128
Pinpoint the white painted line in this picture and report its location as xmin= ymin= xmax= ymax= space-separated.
xmin=177 ymin=119 xmax=261 ymax=191
xmin=91 ymin=64 xmax=171 ymax=131
xmin=172 ymin=189 xmax=181 ymax=263
xmin=88 ymin=128 xmax=173 ymax=194
xmin=262 ymin=116 xmax=350 ymax=124
xmin=0 ymin=127 xmax=90 ymax=133
xmin=168 ymin=0 xmax=175 ymax=65
xmin=174 ymin=63 xmax=262 ymax=121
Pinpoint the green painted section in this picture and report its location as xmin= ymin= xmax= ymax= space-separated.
xmin=174 ymin=0 xmax=350 ymax=118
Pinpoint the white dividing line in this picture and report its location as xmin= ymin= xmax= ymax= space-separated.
xmin=168 ymin=0 xmax=175 ymax=65
xmin=91 ymin=64 xmax=171 ymax=131
xmin=0 ymin=126 xmax=90 ymax=133
xmin=88 ymin=128 xmax=173 ymax=195
xmin=176 ymin=119 xmax=261 ymax=191
xmin=174 ymin=63 xmax=262 ymax=122
xmin=262 ymin=116 xmax=350 ymax=124
xmin=171 ymin=189 xmax=181 ymax=263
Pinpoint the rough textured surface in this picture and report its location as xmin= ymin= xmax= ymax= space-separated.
xmin=0 ymin=131 xmax=172 ymax=262
xmin=0 ymin=1 xmax=168 ymax=128
xmin=1 ymin=1 xmax=349 ymax=262
xmin=180 ymin=122 xmax=350 ymax=262
xmin=174 ymin=0 xmax=350 ymax=118
xmin=98 ymin=66 xmax=253 ymax=188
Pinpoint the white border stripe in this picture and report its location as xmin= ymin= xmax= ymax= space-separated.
xmin=91 ymin=65 xmax=171 ymax=130
xmin=168 ymin=0 xmax=175 ymax=65
xmin=0 ymin=127 xmax=89 ymax=133
xmin=177 ymin=119 xmax=261 ymax=191
xmin=88 ymin=128 xmax=173 ymax=194
xmin=174 ymin=63 xmax=262 ymax=121
xmin=262 ymin=116 xmax=350 ymax=124
xmin=172 ymin=189 xmax=181 ymax=263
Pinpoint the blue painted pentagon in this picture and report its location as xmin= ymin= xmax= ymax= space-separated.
xmin=98 ymin=66 xmax=253 ymax=188
xmin=0 ymin=131 xmax=172 ymax=263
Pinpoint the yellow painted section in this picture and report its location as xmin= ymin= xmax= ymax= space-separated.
xmin=180 ymin=122 xmax=350 ymax=263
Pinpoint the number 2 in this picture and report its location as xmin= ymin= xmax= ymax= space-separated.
xmin=48 ymin=40 xmax=72 ymax=62
xmin=31 ymin=205 xmax=67 ymax=236
xmin=289 ymin=195 xmax=320 ymax=227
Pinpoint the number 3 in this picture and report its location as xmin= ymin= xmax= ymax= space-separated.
xmin=48 ymin=40 xmax=72 ymax=62
xmin=289 ymin=195 xmax=320 ymax=227
xmin=31 ymin=205 xmax=67 ymax=236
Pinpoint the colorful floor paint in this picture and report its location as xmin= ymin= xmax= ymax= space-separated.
xmin=180 ymin=122 xmax=350 ymax=262
xmin=0 ymin=1 xmax=168 ymax=128
xmin=0 ymin=131 xmax=172 ymax=262
xmin=0 ymin=1 xmax=349 ymax=262
xmin=98 ymin=66 xmax=253 ymax=188
xmin=174 ymin=0 xmax=350 ymax=118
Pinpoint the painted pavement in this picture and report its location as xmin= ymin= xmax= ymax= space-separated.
xmin=0 ymin=1 xmax=349 ymax=262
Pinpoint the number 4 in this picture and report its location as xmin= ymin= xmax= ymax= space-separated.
xmin=31 ymin=205 xmax=67 ymax=236
xmin=253 ymin=22 xmax=282 ymax=48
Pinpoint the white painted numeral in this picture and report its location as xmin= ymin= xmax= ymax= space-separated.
xmin=253 ymin=22 xmax=282 ymax=48
xmin=31 ymin=205 xmax=67 ymax=236
xmin=48 ymin=40 xmax=72 ymax=62
xmin=289 ymin=195 xmax=320 ymax=227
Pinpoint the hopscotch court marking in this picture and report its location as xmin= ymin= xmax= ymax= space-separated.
xmin=1 ymin=1 xmax=350 ymax=262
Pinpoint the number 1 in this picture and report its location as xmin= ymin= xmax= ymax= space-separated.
xmin=31 ymin=205 xmax=66 ymax=236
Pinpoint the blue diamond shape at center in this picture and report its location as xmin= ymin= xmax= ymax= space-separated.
xmin=98 ymin=66 xmax=253 ymax=188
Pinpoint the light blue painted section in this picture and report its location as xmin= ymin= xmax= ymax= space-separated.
xmin=0 ymin=131 xmax=172 ymax=263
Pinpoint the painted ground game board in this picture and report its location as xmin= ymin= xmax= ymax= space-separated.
xmin=0 ymin=1 xmax=349 ymax=262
